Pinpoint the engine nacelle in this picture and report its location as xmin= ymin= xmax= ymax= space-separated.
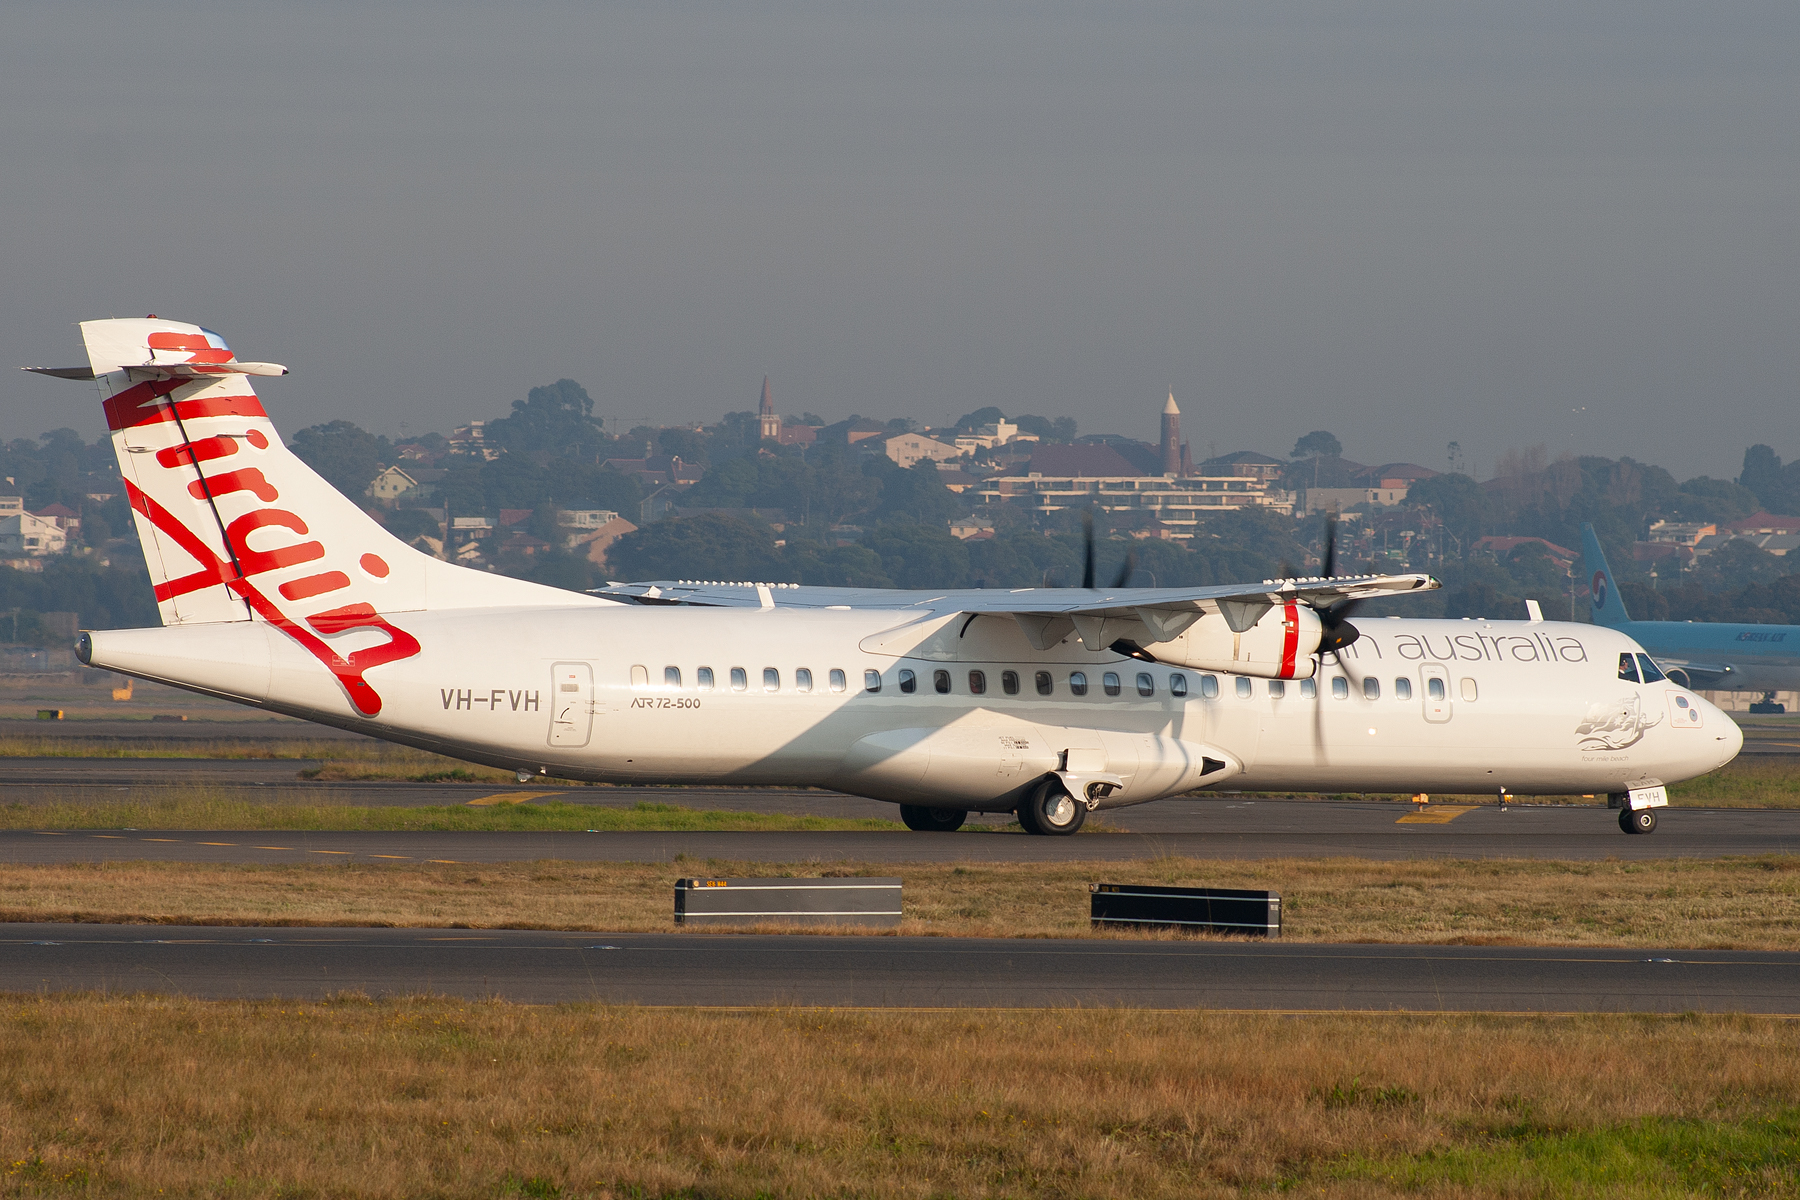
xmin=1153 ymin=601 xmax=1320 ymax=679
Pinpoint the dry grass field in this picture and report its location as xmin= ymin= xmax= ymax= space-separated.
xmin=0 ymin=996 xmax=1796 ymax=1198
xmin=5 ymin=854 xmax=1799 ymax=948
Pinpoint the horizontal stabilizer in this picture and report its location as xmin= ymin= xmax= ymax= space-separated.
xmin=24 ymin=362 xmax=286 ymax=381
xmin=124 ymin=361 xmax=289 ymax=380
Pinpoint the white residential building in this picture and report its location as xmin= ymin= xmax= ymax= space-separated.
xmin=366 ymin=466 xmax=420 ymax=501
xmin=877 ymin=433 xmax=963 ymax=469
xmin=556 ymin=510 xmax=620 ymax=529
xmin=0 ymin=512 xmax=68 ymax=556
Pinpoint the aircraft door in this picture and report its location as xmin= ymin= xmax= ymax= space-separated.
xmin=1420 ymin=664 xmax=1452 ymax=723
xmin=548 ymin=662 xmax=594 ymax=748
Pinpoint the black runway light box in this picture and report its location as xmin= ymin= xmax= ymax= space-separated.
xmin=1090 ymin=882 xmax=1281 ymax=937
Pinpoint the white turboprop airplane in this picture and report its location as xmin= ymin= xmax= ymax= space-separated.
xmin=30 ymin=319 xmax=1740 ymax=836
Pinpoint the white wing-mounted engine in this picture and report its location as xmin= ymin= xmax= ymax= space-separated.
xmin=1147 ymin=599 xmax=1321 ymax=680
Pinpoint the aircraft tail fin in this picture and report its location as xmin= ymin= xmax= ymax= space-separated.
xmin=1579 ymin=523 xmax=1633 ymax=628
xmin=48 ymin=318 xmax=598 ymax=713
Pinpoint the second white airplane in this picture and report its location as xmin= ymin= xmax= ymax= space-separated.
xmin=33 ymin=318 xmax=1741 ymax=836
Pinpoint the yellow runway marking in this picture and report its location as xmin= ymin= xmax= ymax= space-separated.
xmin=92 ymin=835 xmax=124 ymax=839
xmin=370 ymin=855 xmax=410 ymax=859
xmin=464 ymin=791 xmax=556 ymax=807
xmin=257 ymin=846 xmax=292 ymax=851
xmin=34 ymin=832 xmax=65 ymax=836
xmin=309 ymin=850 xmax=351 ymax=855
xmin=427 ymin=859 xmax=461 ymax=864
xmin=1397 ymin=805 xmax=1478 ymax=824
xmin=142 ymin=838 xmax=180 ymax=842
xmin=197 ymin=842 xmax=236 ymax=846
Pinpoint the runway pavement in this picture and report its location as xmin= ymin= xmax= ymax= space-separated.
xmin=4 ymin=922 xmax=1796 ymax=1010
xmin=6 ymin=800 xmax=1800 ymax=863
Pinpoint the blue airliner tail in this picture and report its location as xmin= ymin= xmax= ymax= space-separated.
xmin=1580 ymin=524 xmax=1633 ymax=629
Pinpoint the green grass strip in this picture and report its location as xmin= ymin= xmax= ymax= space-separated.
xmin=0 ymin=798 xmax=905 ymax=833
xmin=1326 ymin=1110 xmax=1800 ymax=1196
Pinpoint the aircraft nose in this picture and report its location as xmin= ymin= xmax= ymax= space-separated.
xmin=1698 ymin=694 xmax=1743 ymax=767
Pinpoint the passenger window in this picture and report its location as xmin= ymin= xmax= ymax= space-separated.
xmin=1002 ymin=670 xmax=1020 ymax=695
xmin=795 ymin=668 xmax=813 ymax=693
xmin=1070 ymin=671 xmax=1089 ymax=696
xmin=664 ymin=666 xmax=682 ymax=689
xmin=1618 ymin=653 xmax=1640 ymax=683
xmin=1268 ymin=679 xmax=1285 ymax=698
xmin=1636 ymin=654 xmax=1666 ymax=684
xmin=1199 ymin=675 xmax=1219 ymax=699
xmin=630 ymin=665 xmax=649 ymax=688
xmin=1363 ymin=677 xmax=1380 ymax=700
xmin=968 ymin=670 xmax=986 ymax=695
xmin=1137 ymin=672 xmax=1154 ymax=697
xmin=828 ymin=668 xmax=846 ymax=693
xmin=1035 ymin=671 xmax=1053 ymax=696
xmin=1427 ymin=677 xmax=1445 ymax=701
xmin=1394 ymin=677 xmax=1411 ymax=700
xmin=1331 ymin=676 xmax=1349 ymax=700
xmin=1300 ymin=678 xmax=1316 ymax=699
xmin=1235 ymin=676 xmax=1252 ymax=699
xmin=933 ymin=669 xmax=951 ymax=694
xmin=763 ymin=668 xmax=780 ymax=693
xmin=899 ymin=669 xmax=917 ymax=694
xmin=1169 ymin=673 xmax=1187 ymax=698
xmin=1102 ymin=672 xmax=1121 ymax=697
xmin=697 ymin=667 xmax=715 ymax=691
xmin=730 ymin=667 xmax=748 ymax=693
xmin=1460 ymin=678 xmax=1478 ymax=702
xmin=864 ymin=669 xmax=882 ymax=693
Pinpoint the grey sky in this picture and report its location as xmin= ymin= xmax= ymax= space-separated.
xmin=3 ymin=2 xmax=1795 ymax=479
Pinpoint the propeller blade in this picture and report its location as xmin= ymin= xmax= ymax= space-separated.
xmin=1317 ymin=597 xmax=1364 ymax=654
xmin=1082 ymin=509 xmax=1096 ymax=589
xmin=1320 ymin=511 xmax=1337 ymax=580
xmin=1312 ymin=670 xmax=1326 ymax=765
xmin=1111 ymin=550 xmax=1137 ymax=589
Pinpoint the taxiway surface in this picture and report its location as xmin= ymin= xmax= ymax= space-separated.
xmin=5 ymin=923 xmax=1796 ymax=1011
xmin=6 ymin=799 xmax=1799 ymax=863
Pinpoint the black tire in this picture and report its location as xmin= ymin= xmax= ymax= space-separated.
xmin=1016 ymin=780 xmax=1086 ymax=836
xmin=1621 ymin=807 xmax=1658 ymax=835
xmin=898 ymin=805 xmax=968 ymax=832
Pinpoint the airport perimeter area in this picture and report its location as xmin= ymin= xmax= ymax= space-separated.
xmin=4 ymin=681 xmax=1800 ymax=1196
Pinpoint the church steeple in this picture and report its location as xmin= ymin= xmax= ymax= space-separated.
xmin=1160 ymin=391 xmax=1182 ymax=476
xmin=758 ymin=376 xmax=780 ymax=441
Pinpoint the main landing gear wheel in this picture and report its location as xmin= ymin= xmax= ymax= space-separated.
xmin=1621 ymin=807 xmax=1658 ymax=835
xmin=898 ymin=805 xmax=968 ymax=832
xmin=1016 ymin=780 xmax=1086 ymax=836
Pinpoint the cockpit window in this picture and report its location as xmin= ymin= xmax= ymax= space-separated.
xmin=1636 ymin=654 xmax=1666 ymax=684
xmin=1617 ymin=653 xmax=1640 ymax=684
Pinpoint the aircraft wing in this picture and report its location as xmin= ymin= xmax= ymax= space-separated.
xmin=594 ymin=574 xmax=1434 ymax=614
xmin=594 ymin=573 xmax=1438 ymax=651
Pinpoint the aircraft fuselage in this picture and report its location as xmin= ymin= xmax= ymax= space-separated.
xmin=85 ymin=607 xmax=1741 ymax=812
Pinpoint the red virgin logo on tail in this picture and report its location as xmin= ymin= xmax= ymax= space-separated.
xmin=125 ymin=412 xmax=420 ymax=717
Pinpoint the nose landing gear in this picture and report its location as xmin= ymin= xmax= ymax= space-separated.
xmin=1620 ymin=807 xmax=1658 ymax=835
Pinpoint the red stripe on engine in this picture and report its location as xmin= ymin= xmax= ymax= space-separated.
xmin=1280 ymin=602 xmax=1299 ymax=679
